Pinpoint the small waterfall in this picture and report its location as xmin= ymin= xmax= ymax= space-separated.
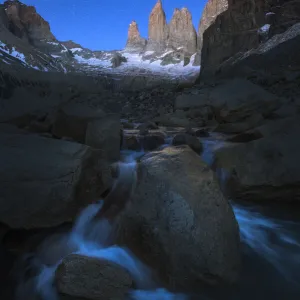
xmin=14 ymin=135 xmax=300 ymax=299
xmin=15 ymin=152 xmax=185 ymax=300
xmin=233 ymin=204 xmax=300 ymax=282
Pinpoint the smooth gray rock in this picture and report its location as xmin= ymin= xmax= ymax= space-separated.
xmin=0 ymin=133 xmax=112 ymax=229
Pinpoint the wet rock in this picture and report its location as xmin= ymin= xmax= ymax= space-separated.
xmin=140 ymin=132 xmax=165 ymax=151
xmin=122 ymin=121 xmax=135 ymax=129
xmin=195 ymin=129 xmax=210 ymax=137
xmin=56 ymin=254 xmax=133 ymax=300
xmin=137 ymin=121 xmax=159 ymax=132
xmin=0 ymin=133 xmax=112 ymax=229
xmin=226 ymin=131 xmax=263 ymax=143
xmin=0 ymin=123 xmax=29 ymax=135
xmin=172 ymin=133 xmax=202 ymax=153
xmin=85 ymin=114 xmax=121 ymax=162
xmin=52 ymin=103 xmax=105 ymax=143
xmin=123 ymin=135 xmax=141 ymax=151
xmin=113 ymin=146 xmax=241 ymax=290
xmin=153 ymin=114 xmax=196 ymax=128
xmin=214 ymin=130 xmax=300 ymax=202
xmin=213 ymin=113 xmax=264 ymax=134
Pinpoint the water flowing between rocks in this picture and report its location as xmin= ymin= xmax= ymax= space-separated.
xmin=15 ymin=133 xmax=300 ymax=300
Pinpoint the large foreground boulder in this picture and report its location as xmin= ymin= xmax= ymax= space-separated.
xmin=112 ymin=146 xmax=240 ymax=290
xmin=0 ymin=133 xmax=112 ymax=229
xmin=214 ymin=131 xmax=300 ymax=202
xmin=56 ymin=254 xmax=133 ymax=300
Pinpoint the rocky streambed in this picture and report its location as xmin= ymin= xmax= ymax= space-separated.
xmin=1 ymin=123 xmax=299 ymax=300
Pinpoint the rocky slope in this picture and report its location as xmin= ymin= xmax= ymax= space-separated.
xmin=0 ymin=0 xmax=200 ymax=82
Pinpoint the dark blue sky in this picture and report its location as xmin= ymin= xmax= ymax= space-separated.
xmin=1 ymin=0 xmax=206 ymax=50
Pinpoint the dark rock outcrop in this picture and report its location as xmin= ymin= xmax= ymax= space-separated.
xmin=214 ymin=123 xmax=300 ymax=203
xmin=0 ymin=132 xmax=112 ymax=229
xmin=146 ymin=0 xmax=168 ymax=52
xmin=168 ymin=8 xmax=197 ymax=54
xmin=125 ymin=20 xmax=147 ymax=52
xmin=3 ymin=0 xmax=56 ymax=46
xmin=60 ymin=40 xmax=83 ymax=50
xmin=199 ymin=0 xmax=300 ymax=78
xmin=197 ymin=0 xmax=228 ymax=52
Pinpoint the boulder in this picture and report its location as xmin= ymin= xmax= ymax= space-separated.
xmin=176 ymin=79 xmax=279 ymax=114
xmin=213 ymin=113 xmax=264 ymax=134
xmin=172 ymin=133 xmax=203 ymax=153
xmin=0 ymin=133 xmax=112 ymax=229
xmin=153 ymin=114 xmax=196 ymax=128
xmin=56 ymin=254 xmax=133 ymax=300
xmin=137 ymin=121 xmax=159 ymax=133
xmin=139 ymin=132 xmax=165 ymax=151
xmin=52 ymin=103 xmax=105 ymax=143
xmin=113 ymin=146 xmax=241 ymax=290
xmin=123 ymin=135 xmax=141 ymax=151
xmin=85 ymin=114 xmax=121 ymax=162
xmin=214 ymin=131 xmax=300 ymax=202
xmin=111 ymin=53 xmax=127 ymax=68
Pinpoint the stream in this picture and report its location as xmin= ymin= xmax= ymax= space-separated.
xmin=14 ymin=133 xmax=300 ymax=300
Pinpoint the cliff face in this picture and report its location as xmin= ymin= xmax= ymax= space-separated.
xmin=125 ymin=20 xmax=147 ymax=52
xmin=127 ymin=0 xmax=198 ymax=55
xmin=197 ymin=0 xmax=228 ymax=51
xmin=3 ymin=0 xmax=56 ymax=45
xmin=146 ymin=0 xmax=168 ymax=51
xmin=200 ymin=0 xmax=300 ymax=77
xmin=168 ymin=8 xmax=197 ymax=54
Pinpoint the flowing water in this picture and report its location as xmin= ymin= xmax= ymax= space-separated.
xmin=14 ymin=134 xmax=300 ymax=300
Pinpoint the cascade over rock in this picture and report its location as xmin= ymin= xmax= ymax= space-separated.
xmin=168 ymin=8 xmax=197 ymax=54
xmin=146 ymin=0 xmax=168 ymax=52
xmin=125 ymin=20 xmax=147 ymax=52
xmin=3 ymin=0 xmax=56 ymax=46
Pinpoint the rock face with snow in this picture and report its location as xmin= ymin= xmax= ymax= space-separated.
xmin=125 ymin=20 xmax=147 ymax=52
xmin=60 ymin=40 xmax=84 ymax=50
xmin=168 ymin=8 xmax=197 ymax=54
xmin=199 ymin=0 xmax=300 ymax=78
xmin=147 ymin=0 xmax=168 ymax=52
xmin=3 ymin=0 xmax=56 ymax=46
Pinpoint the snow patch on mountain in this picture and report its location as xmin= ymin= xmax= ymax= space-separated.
xmin=71 ymin=49 xmax=200 ymax=80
